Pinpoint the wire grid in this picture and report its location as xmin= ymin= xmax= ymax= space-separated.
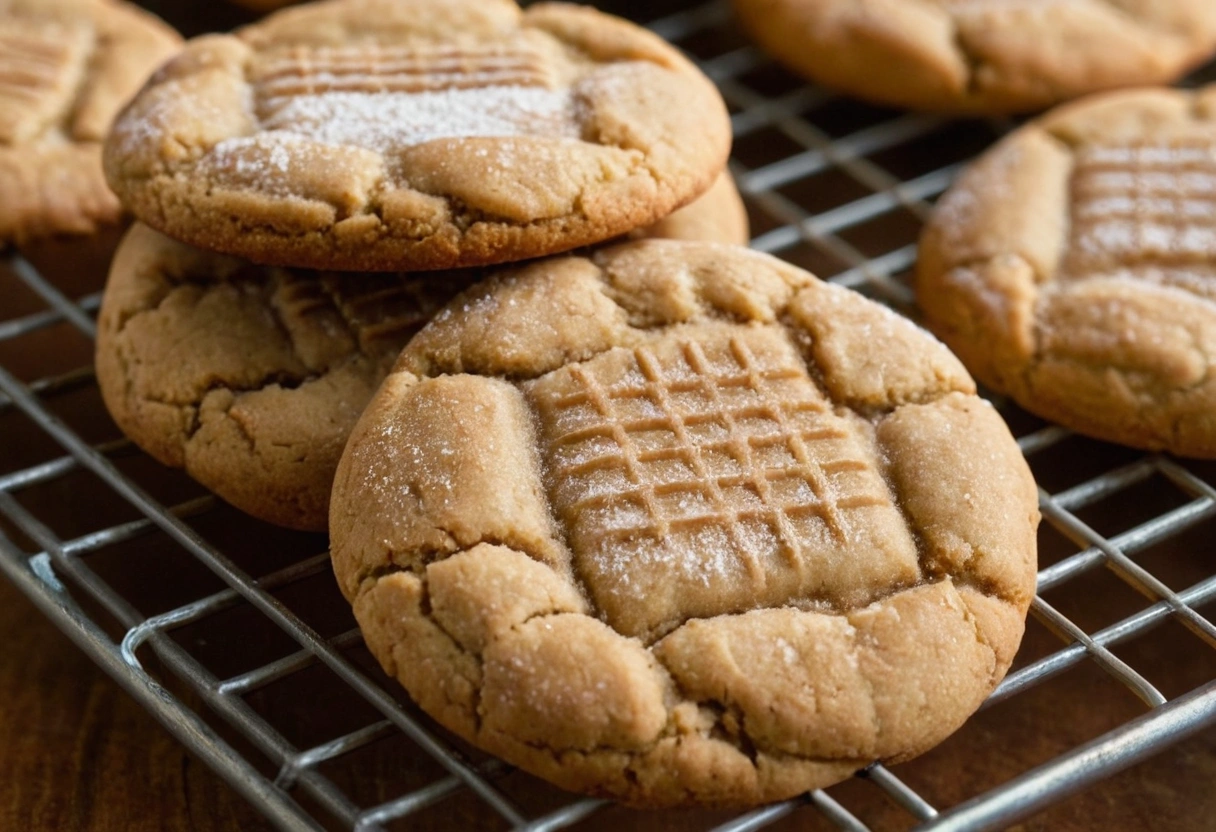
xmin=1 ymin=1 xmax=1216 ymax=830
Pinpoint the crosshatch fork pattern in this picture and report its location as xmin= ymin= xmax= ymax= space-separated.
xmin=1064 ymin=142 xmax=1216 ymax=289
xmin=0 ymin=22 xmax=89 ymax=142
xmin=548 ymin=333 xmax=886 ymax=555
xmin=253 ymin=38 xmax=556 ymax=116
xmin=0 ymin=1 xmax=1215 ymax=832
xmin=272 ymin=269 xmax=470 ymax=353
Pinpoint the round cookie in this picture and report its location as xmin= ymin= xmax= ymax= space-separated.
xmin=733 ymin=0 xmax=1216 ymax=114
xmin=0 ymin=0 xmax=180 ymax=243
xmin=330 ymin=240 xmax=1039 ymax=807
xmin=103 ymin=0 xmax=732 ymax=272
xmin=95 ymin=182 xmax=748 ymax=531
xmin=919 ymin=86 xmax=1216 ymax=457
xmin=629 ymin=170 xmax=749 ymax=247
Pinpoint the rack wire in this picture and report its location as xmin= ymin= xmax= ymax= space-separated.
xmin=2 ymin=1 xmax=1216 ymax=830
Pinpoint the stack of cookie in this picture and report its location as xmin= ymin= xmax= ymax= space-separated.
xmin=94 ymin=0 xmax=1041 ymax=811
xmin=97 ymin=0 xmax=742 ymax=531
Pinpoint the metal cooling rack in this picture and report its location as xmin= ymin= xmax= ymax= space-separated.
xmin=2 ymin=1 xmax=1216 ymax=830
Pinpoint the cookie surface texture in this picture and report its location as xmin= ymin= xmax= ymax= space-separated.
xmin=0 ymin=0 xmax=180 ymax=242
xmin=104 ymin=0 xmax=732 ymax=271
xmin=330 ymin=240 xmax=1039 ymax=807
xmin=95 ymin=223 xmax=473 ymax=530
xmin=733 ymin=0 xmax=1216 ymax=114
xmin=920 ymin=86 xmax=1216 ymax=457
xmin=630 ymin=170 xmax=749 ymax=247
xmin=95 ymin=194 xmax=744 ymax=532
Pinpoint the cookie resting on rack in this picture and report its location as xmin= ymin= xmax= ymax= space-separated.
xmin=103 ymin=0 xmax=732 ymax=272
xmin=733 ymin=0 xmax=1216 ymax=114
xmin=919 ymin=85 xmax=1216 ymax=458
xmin=328 ymin=239 xmax=1040 ymax=808
xmin=0 ymin=0 xmax=179 ymax=243
xmin=94 ymin=182 xmax=748 ymax=531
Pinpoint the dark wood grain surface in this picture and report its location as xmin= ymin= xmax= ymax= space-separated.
xmin=0 ymin=578 xmax=271 ymax=832
xmin=2 ymin=2 xmax=1216 ymax=831
xmin=0 ymin=228 xmax=265 ymax=832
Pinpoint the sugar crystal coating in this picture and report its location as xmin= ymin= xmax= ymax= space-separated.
xmin=249 ymin=38 xmax=584 ymax=152
xmin=330 ymin=240 xmax=1039 ymax=808
xmin=103 ymin=0 xmax=732 ymax=270
xmin=528 ymin=323 xmax=919 ymax=639
xmin=1063 ymin=141 xmax=1216 ymax=301
xmin=918 ymin=85 xmax=1216 ymax=457
xmin=258 ymin=87 xmax=583 ymax=153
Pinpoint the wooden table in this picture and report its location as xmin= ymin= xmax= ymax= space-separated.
xmin=0 ymin=578 xmax=270 ymax=832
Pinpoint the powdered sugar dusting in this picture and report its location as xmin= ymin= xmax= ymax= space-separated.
xmin=528 ymin=326 xmax=919 ymax=638
xmin=201 ymin=131 xmax=384 ymax=197
xmin=260 ymin=86 xmax=583 ymax=153
xmin=209 ymin=133 xmax=299 ymax=177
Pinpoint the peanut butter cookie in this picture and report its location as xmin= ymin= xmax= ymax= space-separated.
xmin=104 ymin=0 xmax=732 ymax=271
xmin=630 ymin=170 xmax=749 ymax=247
xmin=330 ymin=240 xmax=1039 ymax=807
xmin=95 ymin=181 xmax=747 ymax=531
xmin=734 ymin=0 xmax=1216 ymax=114
xmin=0 ymin=0 xmax=179 ymax=242
xmin=920 ymin=86 xmax=1216 ymax=457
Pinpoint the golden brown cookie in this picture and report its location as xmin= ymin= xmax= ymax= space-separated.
xmin=920 ymin=86 xmax=1216 ymax=457
xmin=95 ymin=222 xmax=468 ymax=530
xmin=330 ymin=240 xmax=1039 ymax=807
xmin=103 ymin=0 xmax=732 ymax=272
xmin=733 ymin=0 xmax=1216 ymax=114
xmin=630 ymin=170 xmax=749 ymax=246
xmin=0 ymin=0 xmax=179 ymax=243
xmin=94 ymin=183 xmax=747 ymax=531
